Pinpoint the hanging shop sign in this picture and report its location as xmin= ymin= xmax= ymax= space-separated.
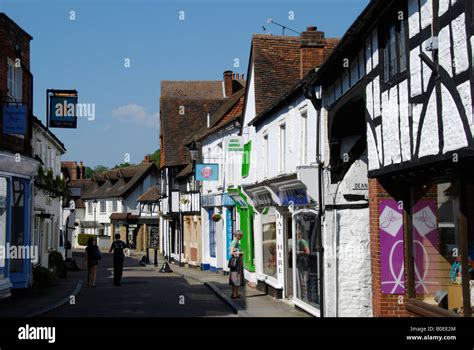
xmin=3 ymin=104 xmax=27 ymax=134
xmin=279 ymin=187 xmax=309 ymax=206
xmin=379 ymin=199 xmax=405 ymax=294
xmin=195 ymin=163 xmax=218 ymax=181
xmin=226 ymin=136 xmax=244 ymax=152
xmin=48 ymin=90 xmax=78 ymax=129
xmin=225 ymin=208 xmax=233 ymax=261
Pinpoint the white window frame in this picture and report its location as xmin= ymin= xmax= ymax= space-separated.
xmin=263 ymin=133 xmax=269 ymax=178
xmin=279 ymin=123 xmax=286 ymax=173
xmin=300 ymin=110 xmax=308 ymax=165
xmin=7 ymin=57 xmax=22 ymax=102
xmin=100 ymin=200 xmax=106 ymax=213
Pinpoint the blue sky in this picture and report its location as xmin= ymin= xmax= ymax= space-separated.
xmin=0 ymin=0 xmax=369 ymax=168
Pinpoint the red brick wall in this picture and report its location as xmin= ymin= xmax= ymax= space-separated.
xmin=369 ymin=178 xmax=411 ymax=317
xmin=0 ymin=14 xmax=33 ymax=156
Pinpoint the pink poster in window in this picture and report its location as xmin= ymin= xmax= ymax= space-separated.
xmin=380 ymin=199 xmax=405 ymax=294
xmin=412 ymin=200 xmax=439 ymax=294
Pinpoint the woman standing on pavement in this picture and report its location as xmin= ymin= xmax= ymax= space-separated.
xmin=85 ymin=237 xmax=101 ymax=287
xmin=229 ymin=230 xmax=244 ymax=299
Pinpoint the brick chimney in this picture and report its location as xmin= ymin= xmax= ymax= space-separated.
xmin=143 ymin=155 xmax=151 ymax=163
xmin=300 ymin=26 xmax=326 ymax=79
xmin=80 ymin=161 xmax=85 ymax=179
xmin=223 ymin=70 xmax=233 ymax=98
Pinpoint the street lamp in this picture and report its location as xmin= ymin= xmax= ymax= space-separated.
xmin=93 ymin=199 xmax=98 ymax=236
xmin=188 ymin=141 xmax=199 ymax=163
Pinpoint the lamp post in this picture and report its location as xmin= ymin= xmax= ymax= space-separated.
xmin=93 ymin=199 xmax=98 ymax=236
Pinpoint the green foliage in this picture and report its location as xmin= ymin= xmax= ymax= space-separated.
xmin=78 ymin=233 xmax=96 ymax=246
xmin=36 ymin=165 xmax=70 ymax=201
xmin=93 ymin=165 xmax=109 ymax=174
xmin=113 ymin=162 xmax=132 ymax=169
xmin=84 ymin=167 xmax=93 ymax=179
xmin=32 ymin=266 xmax=54 ymax=288
xmin=48 ymin=251 xmax=68 ymax=278
xmin=149 ymin=149 xmax=160 ymax=166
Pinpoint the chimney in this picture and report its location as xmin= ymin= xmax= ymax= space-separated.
xmin=223 ymin=70 xmax=233 ymax=98
xmin=143 ymin=155 xmax=151 ymax=163
xmin=80 ymin=161 xmax=85 ymax=179
xmin=300 ymin=26 xmax=326 ymax=79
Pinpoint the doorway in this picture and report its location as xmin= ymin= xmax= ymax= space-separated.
xmin=284 ymin=215 xmax=293 ymax=298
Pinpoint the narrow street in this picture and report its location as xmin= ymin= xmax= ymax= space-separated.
xmin=44 ymin=251 xmax=235 ymax=317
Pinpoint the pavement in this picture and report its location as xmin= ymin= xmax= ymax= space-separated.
xmin=0 ymin=248 xmax=309 ymax=318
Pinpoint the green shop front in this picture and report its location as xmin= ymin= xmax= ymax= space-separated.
xmin=227 ymin=187 xmax=256 ymax=284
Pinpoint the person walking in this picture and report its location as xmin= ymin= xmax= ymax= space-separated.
xmin=85 ymin=237 xmax=100 ymax=287
xmin=229 ymin=230 xmax=244 ymax=298
xmin=109 ymin=233 xmax=127 ymax=286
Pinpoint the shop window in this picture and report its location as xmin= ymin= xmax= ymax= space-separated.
xmin=262 ymin=208 xmax=277 ymax=279
xmin=241 ymin=141 xmax=251 ymax=178
xmin=209 ymin=209 xmax=216 ymax=258
xmin=381 ymin=9 xmax=408 ymax=82
xmin=410 ymin=181 xmax=473 ymax=316
xmin=10 ymin=179 xmax=26 ymax=273
xmin=0 ymin=177 xmax=8 ymax=279
xmin=294 ymin=212 xmax=321 ymax=308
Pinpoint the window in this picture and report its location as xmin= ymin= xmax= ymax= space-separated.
xmin=262 ymin=207 xmax=277 ymax=278
xmin=382 ymin=15 xmax=408 ymax=81
xmin=209 ymin=209 xmax=216 ymax=258
xmin=300 ymin=111 xmax=308 ymax=164
xmin=263 ymin=135 xmax=269 ymax=178
xmin=241 ymin=141 xmax=251 ymax=178
xmin=279 ymin=124 xmax=286 ymax=172
xmin=87 ymin=201 xmax=92 ymax=214
xmin=7 ymin=58 xmax=22 ymax=101
xmin=100 ymin=200 xmax=106 ymax=213
xmin=0 ymin=177 xmax=8 ymax=278
xmin=409 ymin=181 xmax=473 ymax=317
xmin=111 ymin=200 xmax=118 ymax=212
xmin=10 ymin=179 xmax=26 ymax=273
xmin=217 ymin=142 xmax=223 ymax=188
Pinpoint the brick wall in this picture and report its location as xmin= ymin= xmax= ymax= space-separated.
xmin=0 ymin=13 xmax=33 ymax=156
xmin=369 ymin=178 xmax=411 ymax=317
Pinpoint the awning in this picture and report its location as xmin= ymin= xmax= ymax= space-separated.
xmin=109 ymin=213 xmax=139 ymax=224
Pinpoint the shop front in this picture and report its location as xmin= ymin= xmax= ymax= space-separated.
xmin=243 ymin=170 xmax=321 ymax=304
xmin=0 ymin=153 xmax=37 ymax=294
xmin=227 ymin=187 xmax=256 ymax=284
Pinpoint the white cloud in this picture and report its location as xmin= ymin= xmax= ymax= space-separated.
xmin=112 ymin=104 xmax=159 ymax=128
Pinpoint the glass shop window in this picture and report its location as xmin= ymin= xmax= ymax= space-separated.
xmin=294 ymin=212 xmax=321 ymax=308
xmin=10 ymin=179 xmax=26 ymax=273
xmin=0 ymin=177 xmax=8 ymax=279
xmin=411 ymin=181 xmax=473 ymax=316
xmin=262 ymin=207 xmax=277 ymax=279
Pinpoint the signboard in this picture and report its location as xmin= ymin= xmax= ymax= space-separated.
xmin=379 ymin=199 xmax=405 ymax=294
xmin=49 ymin=93 xmax=78 ymax=128
xmin=226 ymin=136 xmax=243 ymax=152
xmin=3 ymin=104 xmax=27 ymax=134
xmin=195 ymin=163 xmax=218 ymax=181
xmin=279 ymin=187 xmax=309 ymax=206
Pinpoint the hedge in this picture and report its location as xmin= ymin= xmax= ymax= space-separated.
xmin=77 ymin=233 xmax=96 ymax=246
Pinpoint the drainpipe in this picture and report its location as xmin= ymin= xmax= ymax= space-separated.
xmin=303 ymin=83 xmax=325 ymax=317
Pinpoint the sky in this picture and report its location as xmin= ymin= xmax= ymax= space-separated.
xmin=0 ymin=0 xmax=369 ymax=168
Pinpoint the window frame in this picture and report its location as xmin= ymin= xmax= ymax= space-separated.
xmin=379 ymin=2 xmax=409 ymax=85
xmin=99 ymin=200 xmax=106 ymax=214
xmin=300 ymin=110 xmax=308 ymax=165
xmin=406 ymin=178 xmax=472 ymax=317
xmin=279 ymin=123 xmax=286 ymax=173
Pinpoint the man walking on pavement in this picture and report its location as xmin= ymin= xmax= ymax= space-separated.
xmin=109 ymin=233 xmax=127 ymax=286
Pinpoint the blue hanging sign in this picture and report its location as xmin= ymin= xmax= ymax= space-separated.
xmin=225 ymin=208 xmax=233 ymax=261
xmin=49 ymin=94 xmax=78 ymax=128
xmin=3 ymin=104 xmax=27 ymax=134
xmin=195 ymin=163 xmax=218 ymax=181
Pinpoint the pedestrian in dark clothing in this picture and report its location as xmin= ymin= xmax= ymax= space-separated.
xmin=85 ymin=237 xmax=100 ymax=287
xmin=109 ymin=233 xmax=127 ymax=286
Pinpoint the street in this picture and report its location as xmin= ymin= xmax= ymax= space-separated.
xmin=44 ymin=251 xmax=235 ymax=317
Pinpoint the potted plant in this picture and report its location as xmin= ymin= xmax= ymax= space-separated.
xmin=211 ymin=213 xmax=222 ymax=222
xmin=180 ymin=197 xmax=190 ymax=205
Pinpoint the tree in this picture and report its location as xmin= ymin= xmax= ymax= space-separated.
xmin=93 ymin=165 xmax=109 ymax=174
xmin=149 ymin=149 xmax=160 ymax=167
xmin=113 ymin=162 xmax=132 ymax=169
xmin=84 ymin=167 xmax=93 ymax=179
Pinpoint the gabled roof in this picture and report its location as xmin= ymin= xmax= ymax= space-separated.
xmin=161 ymin=81 xmax=224 ymax=100
xmin=194 ymin=88 xmax=245 ymax=142
xmin=159 ymin=95 xmax=224 ymax=168
xmin=136 ymin=185 xmax=161 ymax=202
xmin=82 ymin=161 xmax=157 ymax=200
